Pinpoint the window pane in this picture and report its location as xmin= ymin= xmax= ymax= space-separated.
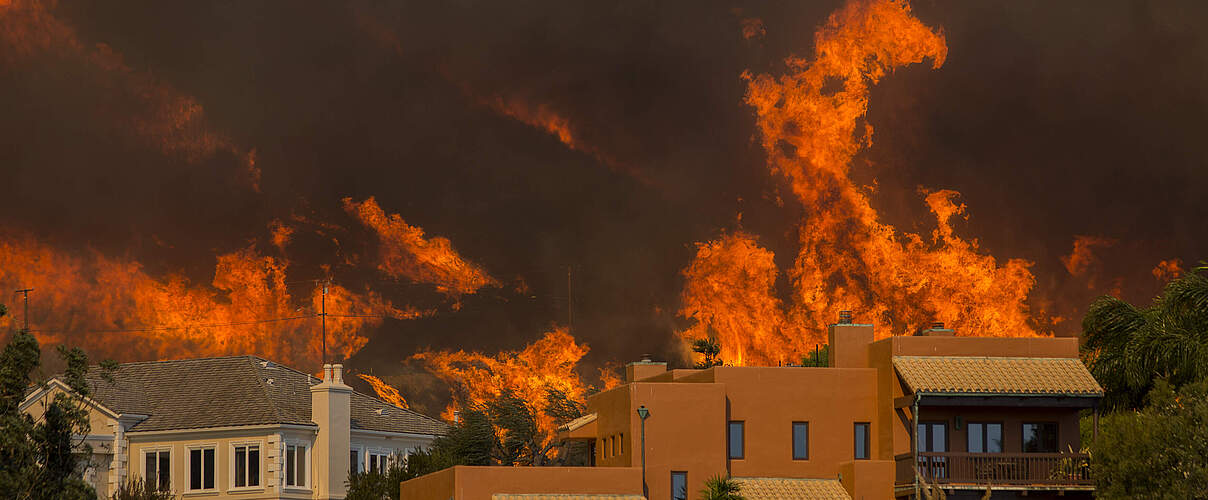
xmin=620 ymin=433 xmax=624 ymax=454
xmin=728 ymin=422 xmax=744 ymax=459
xmin=204 ymin=448 xmax=214 ymax=489
xmin=792 ymin=422 xmax=808 ymax=460
xmin=968 ymin=423 xmax=984 ymax=453
xmin=931 ymin=424 xmax=946 ymax=453
xmin=286 ymin=446 xmax=296 ymax=486
xmin=145 ymin=452 xmax=156 ymax=489
xmin=855 ymin=423 xmax=869 ymax=459
xmin=158 ymin=452 xmax=170 ymax=491
xmin=351 ymin=450 xmax=359 ymax=474
xmin=235 ymin=447 xmax=246 ymax=487
xmin=249 ymin=447 xmax=260 ymax=487
xmin=671 ymin=472 xmax=687 ymax=500
xmin=987 ymin=424 xmax=1003 ymax=453
xmin=298 ymin=446 xmax=306 ymax=486
xmin=190 ymin=449 xmax=201 ymax=490
xmin=1023 ymin=423 xmax=1056 ymax=453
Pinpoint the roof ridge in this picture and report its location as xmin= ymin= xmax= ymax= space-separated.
xmin=90 ymin=354 xmax=264 ymax=369
xmin=246 ymin=357 xmax=289 ymax=423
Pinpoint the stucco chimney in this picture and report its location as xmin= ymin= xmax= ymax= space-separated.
xmin=625 ymin=355 xmax=667 ymax=382
xmin=311 ymin=363 xmax=351 ymax=499
xmin=917 ymin=321 xmax=955 ymax=337
xmin=828 ymin=311 xmax=874 ymax=368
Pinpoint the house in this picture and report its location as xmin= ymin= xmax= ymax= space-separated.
xmin=400 ymin=314 xmax=1101 ymax=500
xmin=20 ymin=356 xmax=447 ymax=499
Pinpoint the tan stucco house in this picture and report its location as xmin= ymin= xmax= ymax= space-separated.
xmin=20 ymin=356 xmax=447 ymax=499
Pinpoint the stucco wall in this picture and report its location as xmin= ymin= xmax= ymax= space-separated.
xmin=398 ymin=466 xmax=644 ymax=500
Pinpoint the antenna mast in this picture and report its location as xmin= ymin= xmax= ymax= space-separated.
xmin=15 ymin=289 xmax=32 ymax=332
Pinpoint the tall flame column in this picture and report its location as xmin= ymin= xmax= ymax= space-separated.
xmin=311 ymin=363 xmax=351 ymax=499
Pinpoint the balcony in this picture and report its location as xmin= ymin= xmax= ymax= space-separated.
xmin=896 ymin=452 xmax=1093 ymax=488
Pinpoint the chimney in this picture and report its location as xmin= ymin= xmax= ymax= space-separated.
xmin=311 ymin=363 xmax=351 ymax=499
xmin=917 ymin=321 xmax=956 ymax=337
xmin=625 ymin=355 xmax=667 ymax=383
xmin=827 ymin=310 xmax=874 ymax=368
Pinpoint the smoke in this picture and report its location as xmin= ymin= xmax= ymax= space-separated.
xmin=2 ymin=0 xmax=1207 ymax=415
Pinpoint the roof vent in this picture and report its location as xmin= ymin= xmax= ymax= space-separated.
xmin=640 ymin=353 xmax=653 ymax=363
xmin=931 ymin=321 xmax=944 ymax=329
xmin=838 ymin=310 xmax=853 ymax=324
xmin=374 ymin=408 xmax=388 ymax=416
xmin=260 ymin=360 xmax=274 ymax=369
xmin=265 ymin=378 xmax=274 ymax=386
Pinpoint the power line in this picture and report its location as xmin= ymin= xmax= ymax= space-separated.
xmin=28 ymin=314 xmax=319 ymax=334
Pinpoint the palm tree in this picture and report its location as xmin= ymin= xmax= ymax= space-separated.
xmin=699 ymin=475 xmax=744 ymax=500
xmin=1081 ymin=267 xmax=1208 ymax=411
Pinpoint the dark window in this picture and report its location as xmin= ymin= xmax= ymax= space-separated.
xmin=854 ymin=422 xmax=871 ymax=460
xmin=967 ymin=423 xmax=1003 ymax=453
xmin=792 ymin=422 xmax=809 ymax=460
xmin=671 ymin=471 xmax=688 ymax=500
xmin=1023 ymin=423 xmax=1058 ymax=453
xmin=286 ymin=445 xmax=306 ymax=487
xmin=728 ymin=421 xmax=744 ymax=459
xmin=619 ymin=433 xmax=624 ymax=454
xmin=145 ymin=450 xmax=170 ymax=491
xmin=235 ymin=445 xmax=260 ymax=487
xmin=917 ymin=422 xmax=948 ymax=453
xmin=351 ymin=450 xmax=360 ymax=474
xmin=189 ymin=448 xmax=214 ymax=490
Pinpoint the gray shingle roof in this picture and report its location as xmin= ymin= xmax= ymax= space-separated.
xmin=80 ymin=356 xmax=447 ymax=435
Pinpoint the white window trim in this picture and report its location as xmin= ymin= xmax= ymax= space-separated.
xmin=184 ymin=442 xmax=219 ymax=493
xmin=366 ymin=447 xmax=392 ymax=474
xmin=350 ymin=445 xmax=364 ymax=475
xmin=282 ymin=440 xmax=311 ymax=491
xmin=229 ymin=439 xmax=266 ymax=491
xmin=142 ymin=446 xmax=172 ymax=492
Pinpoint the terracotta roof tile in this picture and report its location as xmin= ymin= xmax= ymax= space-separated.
xmin=893 ymin=356 xmax=1103 ymax=396
xmin=733 ymin=478 xmax=850 ymax=500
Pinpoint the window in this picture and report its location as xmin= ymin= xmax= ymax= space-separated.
xmin=917 ymin=422 xmax=948 ymax=453
xmin=189 ymin=446 xmax=215 ymax=490
xmin=144 ymin=450 xmax=170 ymax=492
xmin=967 ymin=422 xmax=1002 ymax=453
xmin=285 ymin=444 xmax=307 ymax=487
xmin=368 ymin=451 xmax=390 ymax=473
xmin=792 ymin=422 xmax=809 ymax=460
xmin=1022 ymin=422 xmax=1058 ymax=453
xmin=854 ymin=422 xmax=871 ymax=460
xmin=671 ymin=471 xmax=688 ymax=500
xmin=233 ymin=444 xmax=260 ymax=488
xmin=351 ymin=450 xmax=360 ymax=474
xmin=619 ymin=433 xmax=624 ymax=454
xmin=727 ymin=421 xmax=744 ymax=459
xmin=611 ymin=435 xmax=618 ymax=457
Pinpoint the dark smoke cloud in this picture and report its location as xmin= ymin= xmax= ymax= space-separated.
xmin=3 ymin=0 xmax=1207 ymax=413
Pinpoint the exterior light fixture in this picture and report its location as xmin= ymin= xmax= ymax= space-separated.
xmin=637 ymin=405 xmax=650 ymax=498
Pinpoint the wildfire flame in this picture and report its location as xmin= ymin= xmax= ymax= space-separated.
xmin=344 ymin=197 xmax=499 ymax=297
xmin=681 ymin=0 xmax=1044 ymax=367
xmin=414 ymin=327 xmax=609 ymax=441
xmin=357 ymin=373 xmax=410 ymax=409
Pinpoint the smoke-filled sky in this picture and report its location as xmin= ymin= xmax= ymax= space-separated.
xmin=3 ymin=0 xmax=1207 ymax=413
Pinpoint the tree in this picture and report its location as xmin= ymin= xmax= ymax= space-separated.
xmin=110 ymin=479 xmax=173 ymax=500
xmin=1090 ymin=378 xmax=1208 ymax=498
xmin=799 ymin=344 xmax=829 ymax=367
xmin=1081 ymin=268 xmax=1208 ymax=410
xmin=0 ymin=315 xmax=99 ymax=499
xmin=699 ymin=475 xmax=744 ymax=500
xmin=692 ymin=336 xmax=722 ymax=368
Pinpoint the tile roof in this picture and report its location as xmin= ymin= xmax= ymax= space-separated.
xmin=493 ymin=496 xmax=645 ymax=500
xmin=733 ymin=478 xmax=850 ymax=500
xmin=893 ymin=356 xmax=1103 ymax=396
xmin=78 ymin=355 xmax=448 ymax=435
xmin=557 ymin=412 xmax=598 ymax=432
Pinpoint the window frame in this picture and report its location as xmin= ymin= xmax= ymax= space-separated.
xmin=1022 ymin=422 xmax=1058 ymax=453
xmin=186 ymin=443 xmax=217 ymax=492
xmin=367 ymin=448 xmax=392 ymax=474
xmin=143 ymin=447 xmax=172 ymax=492
xmin=916 ymin=421 xmax=949 ymax=453
xmin=727 ymin=421 xmax=745 ymax=460
xmin=670 ymin=471 xmax=688 ymax=500
xmin=854 ymin=422 xmax=871 ymax=460
xmin=284 ymin=441 xmax=310 ymax=490
xmin=350 ymin=447 xmax=362 ymax=475
xmin=230 ymin=440 xmax=264 ymax=490
xmin=792 ymin=421 xmax=809 ymax=460
xmin=966 ymin=422 xmax=1003 ymax=454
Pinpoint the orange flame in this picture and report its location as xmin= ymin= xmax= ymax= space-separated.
xmin=0 ymin=0 xmax=259 ymax=190
xmin=344 ymin=197 xmax=498 ymax=297
xmin=0 ymin=232 xmax=423 ymax=368
xmin=413 ymin=327 xmax=596 ymax=441
xmin=358 ymin=373 xmax=410 ymax=409
xmin=1062 ymin=235 xmax=1116 ymax=277
xmin=678 ymin=0 xmax=1040 ymax=363
xmin=1152 ymin=259 xmax=1183 ymax=281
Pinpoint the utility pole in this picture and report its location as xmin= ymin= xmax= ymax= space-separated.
xmin=321 ymin=281 xmax=328 ymax=366
xmin=15 ymin=289 xmax=32 ymax=332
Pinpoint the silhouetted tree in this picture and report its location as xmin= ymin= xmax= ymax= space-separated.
xmin=692 ymin=335 xmax=723 ymax=368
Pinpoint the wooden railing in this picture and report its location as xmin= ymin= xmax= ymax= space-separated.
xmin=898 ymin=452 xmax=1093 ymax=487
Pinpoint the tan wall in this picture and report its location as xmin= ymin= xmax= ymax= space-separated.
xmin=398 ymin=466 xmax=644 ymax=500
xmin=127 ymin=427 xmax=315 ymax=499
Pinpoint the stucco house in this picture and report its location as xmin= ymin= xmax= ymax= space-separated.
xmin=20 ymin=356 xmax=447 ymax=499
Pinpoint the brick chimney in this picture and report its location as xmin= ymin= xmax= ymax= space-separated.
xmin=625 ymin=354 xmax=667 ymax=382
xmin=311 ymin=363 xmax=351 ymax=499
xmin=828 ymin=311 xmax=874 ymax=368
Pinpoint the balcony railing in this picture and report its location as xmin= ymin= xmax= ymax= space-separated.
xmin=897 ymin=452 xmax=1093 ymax=487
